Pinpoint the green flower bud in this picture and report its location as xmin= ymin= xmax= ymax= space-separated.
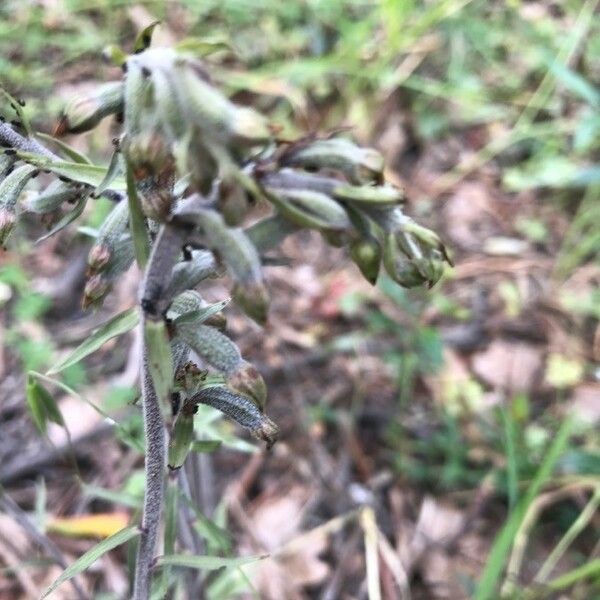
xmin=233 ymin=281 xmax=270 ymax=325
xmin=0 ymin=154 xmax=15 ymax=179
xmin=191 ymin=385 xmax=279 ymax=449
xmin=333 ymin=182 xmax=404 ymax=207
xmin=82 ymin=274 xmax=110 ymax=309
xmin=0 ymin=208 xmax=17 ymax=248
xmin=0 ymin=164 xmax=38 ymax=246
xmin=281 ymin=137 xmax=384 ymax=184
xmin=264 ymin=187 xmax=351 ymax=232
xmin=165 ymin=250 xmax=217 ymax=298
xmin=177 ymin=323 xmax=242 ymax=375
xmin=227 ymin=360 xmax=267 ymax=411
xmin=350 ymin=237 xmax=381 ymax=284
xmin=55 ymin=81 xmax=124 ymax=135
xmin=382 ymin=233 xmax=427 ymax=288
xmin=24 ymin=180 xmax=81 ymax=214
xmin=168 ymin=409 xmax=194 ymax=470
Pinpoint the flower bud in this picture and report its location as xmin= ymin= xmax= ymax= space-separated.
xmin=227 ymin=360 xmax=267 ymax=410
xmin=0 ymin=208 xmax=16 ymax=248
xmin=0 ymin=154 xmax=15 ymax=179
xmin=281 ymin=137 xmax=384 ymax=184
xmin=82 ymin=274 xmax=110 ymax=309
xmin=24 ymin=180 xmax=81 ymax=214
xmin=168 ymin=409 xmax=194 ymax=470
xmin=191 ymin=385 xmax=279 ymax=449
xmin=233 ymin=281 xmax=270 ymax=325
xmin=55 ymin=81 xmax=124 ymax=135
xmin=125 ymin=132 xmax=176 ymax=221
xmin=382 ymin=233 xmax=428 ymax=288
xmin=0 ymin=164 xmax=38 ymax=246
xmin=177 ymin=322 xmax=242 ymax=375
xmin=350 ymin=237 xmax=381 ymax=284
xmin=333 ymin=182 xmax=404 ymax=207
xmin=264 ymin=187 xmax=351 ymax=232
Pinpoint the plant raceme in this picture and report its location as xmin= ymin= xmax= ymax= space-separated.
xmin=0 ymin=27 xmax=450 ymax=599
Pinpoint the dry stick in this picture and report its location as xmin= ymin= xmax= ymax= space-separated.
xmin=0 ymin=490 xmax=88 ymax=600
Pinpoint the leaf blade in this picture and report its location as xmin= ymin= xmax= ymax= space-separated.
xmin=47 ymin=308 xmax=139 ymax=374
xmin=41 ymin=525 xmax=140 ymax=598
xmin=155 ymin=553 xmax=266 ymax=571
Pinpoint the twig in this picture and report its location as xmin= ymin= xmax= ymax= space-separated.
xmin=0 ymin=489 xmax=88 ymax=600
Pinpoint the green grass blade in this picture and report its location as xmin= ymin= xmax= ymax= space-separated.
xmin=501 ymin=406 xmax=519 ymax=510
xmin=474 ymin=416 xmax=574 ymax=600
xmin=47 ymin=307 xmax=139 ymax=374
xmin=155 ymin=553 xmax=266 ymax=571
xmin=41 ymin=525 xmax=140 ymax=598
xmin=546 ymin=557 xmax=600 ymax=593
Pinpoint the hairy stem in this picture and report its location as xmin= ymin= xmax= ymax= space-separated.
xmin=0 ymin=121 xmax=56 ymax=158
xmin=132 ymin=353 xmax=166 ymax=600
xmin=0 ymin=121 xmax=123 ymax=202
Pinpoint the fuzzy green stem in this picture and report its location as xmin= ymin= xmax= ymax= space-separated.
xmin=132 ymin=353 xmax=166 ymax=600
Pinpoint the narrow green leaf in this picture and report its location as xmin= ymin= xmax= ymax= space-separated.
xmin=25 ymin=372 xmax=65 ymax=432
xmin=35 ymin=194 xmax=89 ymax=243
xmin=94 ymin=150 xmax=123 ymax=196
xmin=15 ymin=152 xmax=126 ymax=189
xmin=41 ymin=525 xmax=140 ymax=598
xmin=48 ymin=308 xmax=139 ymax=374
xmin=134 ymin=21 xmax=161 ymax=53
xmin=545 ymin=557 xmax=600 ymax=593
xmin=475 ymin=417 xmax=574 ymax=600
xmin=155 ymin=553 xmax=265 ymax=571
xmin=28 ymin=371 xmax=144 ymax=453
xmin=190 ymin=440 xmax=222 ymax=453
xmin=125 ymin=159 xmax=150 ymax=268
xmin=26 ymin=375 xmax=49 ymax=433
xmin=81 ymin=483 xmax=141 ymax=509
xmin=35 ymin=132 xmax=92 ymax=165
xmin=144 ymin=318 xmax=174 ymax=416
xmin=172 ymin=299 xmax=230 ymax=326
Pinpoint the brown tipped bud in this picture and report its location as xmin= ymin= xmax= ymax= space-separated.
xmin=0 ymin=208 xmax=16 ymax=248
xmin=87 ymin=244 xmax=112 ymax=273
xmin=125 ymin=132 xmax=176 ymax=221
xmin=191 ymin=385 xmax=279 ymax=449
xmin=82 ymin=274 xmax=110 ymax=310
xmin=55 ymin=81 xmax=124 ymax=135
xmin=233 ymin=282 xmax=269 ymax=326
xmin=230 ymin=107 xmax=272 ymax=146
xmin=227 ymin=361 xmax=267 ymax=410
xmin=218 ymin=182 xmax=250 ymax=227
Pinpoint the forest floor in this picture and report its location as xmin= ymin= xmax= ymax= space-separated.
xmin=0 ymin=2 xmax=598 ymax=599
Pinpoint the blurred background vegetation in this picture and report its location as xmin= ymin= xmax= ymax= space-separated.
xmin=0 ymin=1 xmax=598 ymax=599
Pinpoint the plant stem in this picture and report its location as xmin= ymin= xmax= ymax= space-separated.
xmin=132 ymin=353 xmax=166 ymax=600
